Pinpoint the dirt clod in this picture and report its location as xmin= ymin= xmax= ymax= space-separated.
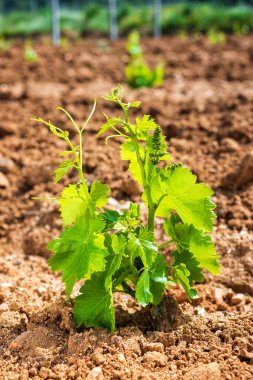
xmin=222 ymin=150 xmax=253 ymax=190
xmin=0 ymin=172 xmax=9 ymax=187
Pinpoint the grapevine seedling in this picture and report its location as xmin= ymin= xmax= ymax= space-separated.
xmin=207 ymin=29 xmax=226 ymax=45
xmin=33 ymin=86 xmax=219 ymax=332
xmin=0 ymin=36 xmax=12 ymax=52
xmin=24 ymin=39 xmax=38 ymax=62
xmin=125 ymin=31 xmax=164 ymax=88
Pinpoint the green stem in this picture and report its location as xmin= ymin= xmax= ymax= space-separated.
xmin=121 ymin=281 xmax=135 ymax=297
xmin=65 ymin=137 xmax=78 ymax=161
xmin=81 ymin=98 xmax=97 ymax=134
xmin=65 ymin=135 xmax=92 ymax=212
xmin=113 ymin=267 xmax=131 ymax=288
xmin=158 ymin=240 xmax=174 ymax=250
xmin=123 ymin=107 xmax=155 ymax=233
xmin=78 ymin=131 xmax=84 ymax=182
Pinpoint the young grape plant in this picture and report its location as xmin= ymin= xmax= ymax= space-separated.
xmin=125 ymin=31 xmax=164 ymax=88
xmin=33 ymin=86 xmax=219 ymax=332
xmin=207 ymin=28 xmax=226 ymax=45
xmin=24 ymin=39 xmax=38 ymax=62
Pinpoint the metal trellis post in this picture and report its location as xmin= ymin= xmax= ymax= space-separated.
xmin=154 ymin=0 xmax=162 ymax=38
xmin=51 ymin=0 xmax=60 ymax=45
xmin=109 ymin=0 xmax=118 ymax=41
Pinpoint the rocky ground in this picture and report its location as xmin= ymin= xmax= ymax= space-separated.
xmin=0 ymin=35 xmax=253 ymax=379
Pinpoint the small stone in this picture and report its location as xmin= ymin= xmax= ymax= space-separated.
xmin=10 ymin=83 xmax=24 ymax=99
xmin=143 ymin=342 xmax=164 ymax=353
xmin=0 ymin=121 xmax=16 ymax=137
xmin=19 ymin=370 xmax=29 ymax=380
xmin=9 ymin=331 xmax=31 ymax=351
xmin=221 ymin=151 xmax=253 ymax=190
xmin=239 ymin=348 xmax=253 ymax=365
xmin=231 ymin=293 xmax=245 ymax=305
xmin=214 ymin=288 xmax=225 ymax=304
xmin=0 ymin=302 xmax=9 ymax=314
xmin=117 ymin=353 xmax=126 ymax=362
xmin=28 ymin=368 xmax=37 ymax=376
xmin=39 ymin=367 xmax=51 ymax=379
xmin=220 ymin=138 xmax=240 ymax=152
xmin=122 ymin=337 xmax=141 ymax=356
xmin=92 ymin=352 xmax=106 ymax=365
xmin=27 ymin=82 xmax=67 ymax=99
xmin=187 ymin=362 xmax=221 ymax=379
xmin=195 ymin=306 xmax=206 ymax=316
xmin=86 ymin=367 xmax=103 ymax=380
xmin=0 ymin=155 xmax=15 ymax=174
xmin=9 ymin=301 xmax=20 ymax=311
xmin=0 ymin=82 xmax=24 ymax=100
xmin=142 ymin=351 xmax=168 ymax=367
xmin=67 ymin=369 xmax=76 ymax=378
xmin=0 ymin=283 xmax=13 ymax=289
xmin=0 ymin=172 xmax=9 ymax=188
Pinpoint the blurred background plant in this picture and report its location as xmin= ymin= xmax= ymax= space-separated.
xmin=207 ymin=28 xmax=226 ymax=45
xmin=24 ymin=39 xmax=38 ymax=62
xmin=125 ymin=31 xmax=164 ymax=88
xmin=0 ymin=1 xmax=253 ymax=41
xmin=0 ymin=36 xmax=12 ymax=52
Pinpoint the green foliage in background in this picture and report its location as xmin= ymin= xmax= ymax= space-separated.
xmin=0 ymin=36 xmax=12 ymax=52
xmin=0 ymin=3 xmax=253 ymax=38
xmin=207 ymin=28 xmax=226 ymax=45
xmin=125 ymin=31 xmax=164 ymax=89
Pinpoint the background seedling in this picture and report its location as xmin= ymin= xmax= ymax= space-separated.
xmin=24 ymin=39 xmax=38 ymax=62
xmin=33 ymin=86 xmax=219 ymax=332
xmin=207 ymin=28 xmax=226 ymax=45
xmin=125 ymin=31 xmax=164 ymax=88
xmin=0 ymin=36 xmax=12 ymax=52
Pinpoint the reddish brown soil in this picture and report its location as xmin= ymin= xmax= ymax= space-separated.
xmin=0 ymin=36 xmax=253 ymax=379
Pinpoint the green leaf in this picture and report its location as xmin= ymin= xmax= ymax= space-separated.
xmin=58 ymin=150 xmax=74 ymax=157
xmin=135 ymin=254 xmax=168 ymax=306
xmin=103 ymin=210 xmax=120 ymax=223
xmin=115 ymin=203 xmax=140 ymax=230
xmin=121 ymin=140 xmax=143 ymax=185
xmin=148 ymin=254 xmax=168 ymax=305
xmin=57 ymin=184 xmax=89 ymax=226
xmin=97 ymin=115 xmax=122 ymax=137
xmin=103 ymin=86 xmax=124 ymax=103
xmin=165 ymin=220 xmax=220 ymax=275
xmin=154 ymin=165 xmax=216 ymax=232
xmin=54 ymin=159 xmax=74 ymax=183
xmin=129 ymin=101 xmax=141 ymax=108
xmin=149 ymin=280 xmax=166 ymax=305
xmin=127 ymin=229 xmax=158 ymax=267
xmin=102 ymin=210 xmax=121 ymax=231
xmin=149 ymin=254 xmax=168 ymax=284
xmin=172 ymin=250 xmax=204 ymax=284
xmin=135 ymin=269 xmax=153 ymax=306
xmin=127 ymin=203 xmax=140 ymax=223
xmin=129 ymin=161 xmax=143 ymax=186
xmin=33 ymin=118 xmax=69 ymax=139
xmin=104 ymin=234 xmax=127 ymax=288
xmin=90 ymin=180 xmax=110 ymax=208
xmin=172 ymin=263 xmax=198 ymax=299
xmin=136 ymin=115 xmax=157 ymax=130
xmin=135 ymin=115 xmax=157 ymax=140
xmin=121 ymin=140 xmax=138 ymax=161
xmin=48 ymin=217 xmax=107 ymax=297
xmin=74 ymin=273 xmax=115 ymax=331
